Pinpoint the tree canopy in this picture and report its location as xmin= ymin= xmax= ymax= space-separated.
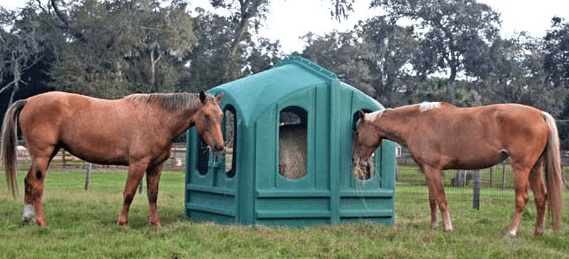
xmin=1 ymin=0 xmax=569 ymax=146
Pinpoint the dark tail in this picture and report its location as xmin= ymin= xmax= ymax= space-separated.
xmin=1 ymin=99 xmax=27 ymax=198
xmin=542 ymin=112 xmax=563 ymax=233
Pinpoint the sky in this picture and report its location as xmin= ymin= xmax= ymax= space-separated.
xmin=260 ymin=0 xmax=569 ymax=53
xmin=3 ymin=0 xmax=569 ymax=53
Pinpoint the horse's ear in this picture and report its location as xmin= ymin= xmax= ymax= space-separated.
xmin=358 ymin=110 xmax=366 ymax=120
xmin=199 ymin=91 xmax=206 ymax=104
xmin=215 ymin=92 xmax=225 ymax=103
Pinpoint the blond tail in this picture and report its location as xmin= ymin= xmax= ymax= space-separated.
xmin=1 ymin=99 xmax=27 ymax=198
xmin=542 ymin=112 xmax=564 ymax=233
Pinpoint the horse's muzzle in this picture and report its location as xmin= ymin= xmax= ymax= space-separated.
xmin=211 ymin=144 xmax=226 ymax=156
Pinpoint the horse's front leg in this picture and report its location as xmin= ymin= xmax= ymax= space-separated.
xmin=529 ymin=160 xmax=547 ymax=236
xmin=423 ymin=165 xmax=453 ymax=232
xmin=118 ymin=162 xmax=148 ymax=226
xmin=146 ymin=163 xmax=164 ymax=226
xmin=428 ymin=187 xmax=439 ymax=229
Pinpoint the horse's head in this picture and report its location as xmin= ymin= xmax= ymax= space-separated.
xmin=352 ymin=110 xmax=384 ymax=177
xmin=194 ymin=91 xmax=225 ymax=154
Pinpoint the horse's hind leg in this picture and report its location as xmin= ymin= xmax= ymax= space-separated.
xmin=528 ymin=158 xmax=547 ymax=236
xmin=118 ymin=162 xmax=147 ymax=226
xmin=146 ymin=163 xmax=164 ymax=226
xmin=507 ymin=164 xmax=531 ymax=237
xmin=23 ymin=154 xmax=55 ymax=226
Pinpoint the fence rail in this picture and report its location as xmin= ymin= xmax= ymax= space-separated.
xmin=7 ymin=143 xmax=568 ymax=198
xmin=396 ymin=151 xmax=569 ymax=200
xmin=11 ymin=141 xmax=187 ymax=172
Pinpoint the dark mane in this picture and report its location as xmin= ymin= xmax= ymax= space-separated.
xmin=125 ymin=93 xmax=204 ymax=110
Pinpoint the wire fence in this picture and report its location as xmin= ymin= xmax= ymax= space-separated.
xmin=10 ymin=141 xmax=187 ymax=172
xmin=396 ymin=150 xmax=569 ymax=201
xmin=6 ymin=141 xmax=569 ymax=202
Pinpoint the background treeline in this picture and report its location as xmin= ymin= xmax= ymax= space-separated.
xmin=1 ymin=0 xmax=569 ymax=146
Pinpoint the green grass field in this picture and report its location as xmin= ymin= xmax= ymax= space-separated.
xmin=1 ymin=170 xmax=568 ymax=258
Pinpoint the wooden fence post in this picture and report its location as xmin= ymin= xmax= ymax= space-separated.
xmin=84 ymin=163 xmax=92 ymax=190
xmin=489 ymin=166 xmax=494 ymax=187
xmin=472 ymin=170 xmax=481 ymax=210
xmin=502 ymin=162 xmax=507 ymax=189
xmin=62 ymin=150 xmax=66 ymax=168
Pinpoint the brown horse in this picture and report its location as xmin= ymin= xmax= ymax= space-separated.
xmin=1 ymin=91 xmax=225 ymax=227
xmin=353 ymin=102 xmax=564 ymax=236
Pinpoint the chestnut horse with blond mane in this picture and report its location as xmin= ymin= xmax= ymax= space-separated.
xmin=2 ymin=91 xmax=225 ymax=227
xmin=353 ymin=102 xmax=564 ymax=236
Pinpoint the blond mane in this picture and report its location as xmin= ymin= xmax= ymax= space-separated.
xmin=364 ymin=109 xmax=388 ymax=123
xmin=125 ymin=93 xmax=203 ymax=111
xmin=419 ymin=102 xmax=441 ymax=112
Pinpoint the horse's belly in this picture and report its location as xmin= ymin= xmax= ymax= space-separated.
xmin=68 ymin=149 xmax=129 ymax=166
xmin=63 ymin=140 xmax=130 ymax=166
xmin=450 ymin=160 xmax=503 ymax=170
xmin=445 ymin=150 xmax=508 ymax=170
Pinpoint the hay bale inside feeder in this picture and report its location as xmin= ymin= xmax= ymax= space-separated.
xmin=279 ymin=108 xmax=308 ymax=180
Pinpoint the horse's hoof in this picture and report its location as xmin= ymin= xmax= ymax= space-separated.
xmin=21 ymin=218 xmax=35 ymax=225
xmin=505 ymin=231 xmax=517 ymax=237
xmin=22 ymin=204 xmax=34 ymax=223
xmin=534 ymin=229 xmax=544 ymax=236
xmin=35 ymin=217 xmax=47 ymax=227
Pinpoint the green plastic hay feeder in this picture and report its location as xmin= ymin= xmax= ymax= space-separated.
xmin=185 ymin=56 xmax=396 ymax=226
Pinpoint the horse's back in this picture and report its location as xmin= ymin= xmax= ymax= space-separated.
xmin=479 ymin=104 xmax=547 ymax=136
xmin=18 ymin=92 xmax=136 ymax=164
xmin=418 ymin=103 xmax=549 ymax=169
xmin=437 ymin=103 xmax=545 ymax=131
xmin=25 ymin=91 xmax=119 ymax=111
xmin=451 ymin=104 xmax=548 ymax=145
xmin=20 ymin=91 xmax=128 ymax=131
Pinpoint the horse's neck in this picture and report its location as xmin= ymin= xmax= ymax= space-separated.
xmin=170 ymin=109 xmax=198 ymax=137
xmin=373 ymin=108 xmax=420 ymax=147
xmin=150 ymin=106 xmax=197 ymax=139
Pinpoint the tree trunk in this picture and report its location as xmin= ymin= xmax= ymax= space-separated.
xmin=150 ymin=47 xmax=161 ymax=92
xmin=223 ymin=16 xmax=251 ymax=81
xmin=446 ymin=78 xmax=455 ymax=103
xmin=8 ymin=55 xmax=21 ymax=106
xmin=50 ymin=0 xmax=87 ymax=43
xmin=447 ymin=46 xmax=457 ymax=104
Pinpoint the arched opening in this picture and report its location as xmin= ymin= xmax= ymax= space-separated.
xmin=224 ymin=106 xmax=237 ymax=178
xmin=352 ymin=110 xmax=376 ymax=181
xmin=279 ymin=106 xmax=308 ymax=180
xmin=197 ymin=135 xmax=209 ymax=175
